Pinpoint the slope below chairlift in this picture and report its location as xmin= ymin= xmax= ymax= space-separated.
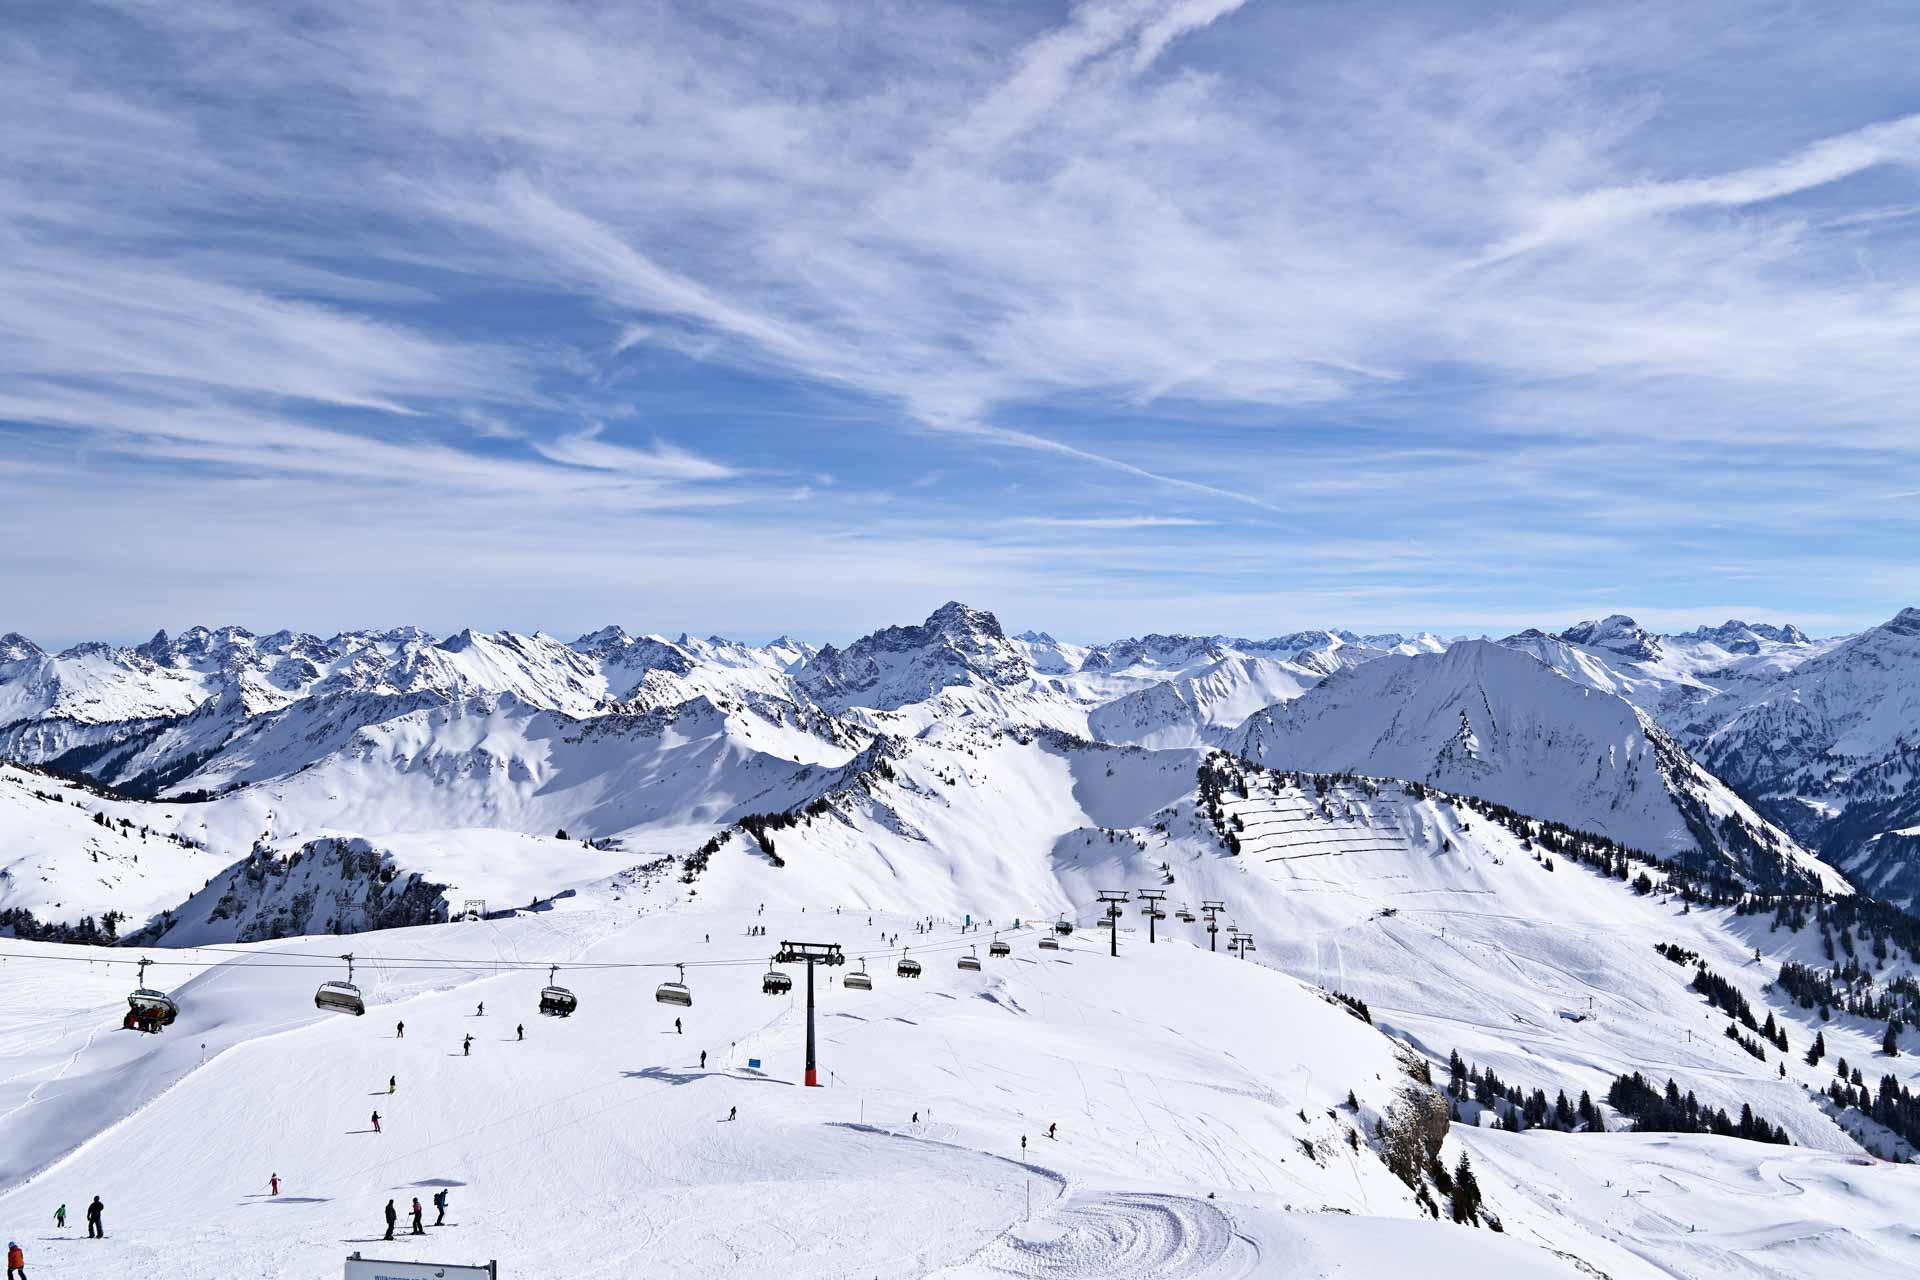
xmin=656 ymin=963 xmax=693 ymax=1007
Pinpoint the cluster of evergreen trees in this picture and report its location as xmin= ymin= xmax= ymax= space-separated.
xmin=1445 ymin=1050 xmax=1602 ymax=1133
xmin=1605 ymin=1072 xmax=1791 ymax=1145
xmin=0 ymin=906 xmax=125 ymax=944
xmin=1825 ymin=1064 xmax=1920 ymax=1155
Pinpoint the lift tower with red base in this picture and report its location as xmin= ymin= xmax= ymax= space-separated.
xmin=775 ymin=941 xmax=845 ymax=1086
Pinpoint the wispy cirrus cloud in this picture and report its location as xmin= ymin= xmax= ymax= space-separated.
xmin=4 ymin=0 xmax=1920 ymax=642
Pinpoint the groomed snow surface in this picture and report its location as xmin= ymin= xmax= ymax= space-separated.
xmin=0 ymin=899 xmax=1571 ymax=1280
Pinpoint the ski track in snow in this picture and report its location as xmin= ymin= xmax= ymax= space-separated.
xmin=948 ymin=1191 xmax=1259 ymax=1279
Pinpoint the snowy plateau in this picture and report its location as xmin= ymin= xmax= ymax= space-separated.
xmin=5 ymin=603 xmax=1920 ymax=1277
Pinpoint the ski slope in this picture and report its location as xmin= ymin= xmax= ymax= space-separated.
xmin=0 ymin=894 xmax=1605 ymax=1280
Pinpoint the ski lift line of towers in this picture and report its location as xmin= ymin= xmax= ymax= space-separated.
xmin=110 ymin=894 xmax=1241 ymax=1081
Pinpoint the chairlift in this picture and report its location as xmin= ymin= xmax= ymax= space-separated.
xmin=844 ymin=960 xmax=873 ymax=991
xmin=539 ymin=964 xmax=578 ymax=1018
xmin=315 ymin=953 xmax=366 ymax=1017
xmin=125 ymin=957 xmax=178 ymax=1031
xmin=762 ymin=962 xmax=793 ymax=996
xmin=1038 ymin=936 xmax=1060 ymax=951
xmin=958 ymin=945 xmax=982 ymax=972
xmin=655 ymin=963 xmax=693 ymax=1007
xmin=1054 ymin=920 xmax=1074 ymax=936
xmin=988 ymin=936 xmax=1011 ymax=958
xmin=896 ymin=950 xmax=922 ymax=979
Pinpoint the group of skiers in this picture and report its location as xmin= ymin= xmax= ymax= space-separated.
xmin=15 ymin=1195 xmax=105 ymax=1272
xmin=120 ymin=1008 xmax=164 ymax=1034
xmin=383 ymin=1189 xmax=451 ymax=1240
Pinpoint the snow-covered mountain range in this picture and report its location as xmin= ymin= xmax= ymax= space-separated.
xmin=4 ymin=602 xmax=1920 ymax=937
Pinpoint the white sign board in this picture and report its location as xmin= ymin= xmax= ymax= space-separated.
xmin=345 ymin=1255 xmax=494 ymax=1279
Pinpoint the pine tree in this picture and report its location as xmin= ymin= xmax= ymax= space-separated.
xmin=1451 ymin=1152 xmax=1482 ymax=1223
xmin=1886 ymin=1019 xmax=1901 ymax=1058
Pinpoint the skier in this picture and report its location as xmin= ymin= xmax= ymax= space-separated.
xmin=86 ymin=1196 xmax=104 ymax=1239
xmin=270 ymin=1172 xmax=280 ymax=1196
xmin=912 ymin=1111 xmax=919 ymax=1125
xmin=371 ymin=1110 xmax=382 ymax=1134
xmin=477 ymin=1002 xmax=484 ymax=1017
xmin=1048 ymin=1122 xmax=1057 ymax=1140
xmin=463 ymin=1034 xmax=472 ymax=1057
xmin=433 ymin=1188 xmax=448 ymax=1226
xmin=396 ymin=1020 xmax=405 ymax=1039
xmin=383 ymin=1199 xmax=397 ymax=1241
xmin=700 ymin=1050 xmax=707 ymax=1069
xmin=7 ymin=1240 xmax=23 ymax=1280
xmin=52 ymin=1205 xmax=64 ymax=1231
xmin=728 ymin=1105 xmax=737 ymax=1121
xmin=516 ymin=1024 xmax=524 ymax=1042
xmin=410 ymin=1197 xmax=425 ymax=1235
xmin=675 ymin=1017 xmax=683 ymax=1036
xmin=388 ymin=1075 xmax=396 ymax=1094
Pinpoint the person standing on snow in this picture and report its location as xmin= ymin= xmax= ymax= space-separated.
xmin=1048 ymin=1122 xmax=1057 ymax=1140
xmin=433 ymin=1188 xmax=448 ymax=1225
xmin=516 ymin=1024 xmax=524 ymax=1042
xmin=388 ymin=1075 xmax=396 ymax=1094
xmin=699 ymin=1050 xmax=707 ymax=1069
xmin=396 ymin=1020 xmax=405 ymax=1039
xmin=85 ymin=1197 xmax=104 ymax=1239
xmin=383 ymin=1199 xmax=397 ymax=1241
xmin=728 ymin=1105 xmax=737 ymax=1121
xmin=462 ymin=1034 xmax=472 ymax=1057
xmin=269 ymin=1173 xmax=280 ymax=1197
xmin=410 ymin=1197 xmax=424 ymax=1235
xmin=674 ymin=1017 xmax=682 ymax=1035
xmin=7 ymin=1239 xmax=24 ymax=1279
xmin=371 ymin=1110 xmax=382 ymax=1134
xmin=51 ymin=1205 xmax=64 ymax=1231
xmin=476 ymin=1002 xmax=484 ymax=1017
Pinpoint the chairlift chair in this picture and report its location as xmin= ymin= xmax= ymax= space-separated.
xmin=896 ymin=950 xmax=922 ymax=979
xmin=989 ymin=937 xmax=1011 ymax=958
xmin=126 ymin=958 xmax=178 ymax=1029
xmin=958 ymin=945 xmax=982 ymax=972
xmin=656 ymin=963 xmax=693 ymax=1007
xmin=843 ymin=960 xmax=873 ymax=991
xmin=762 ymin=964 xmax=793 ymax=996
xmin=539 ymin=965 xmax=578 ymax=1017
xmin=1054 ymin=921 xmax=1074 ymax=936
xmin=1038 ymin=936 xmax=1060 ymax=951
xmin=314 ymin=953 xmax=366 ymax=1016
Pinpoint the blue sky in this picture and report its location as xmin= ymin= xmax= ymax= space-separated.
xmin=5 ymin=0 xmax=1920 ymax=647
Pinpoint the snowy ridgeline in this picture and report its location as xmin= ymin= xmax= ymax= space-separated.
xmin=7 ymin=603 xmax=1919 ymax=914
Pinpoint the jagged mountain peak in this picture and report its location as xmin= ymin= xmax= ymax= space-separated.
xmin=1555 ymin=614 xmax=1662 ymax=661
xmin=1886 ymin=606 xmax=1920 ymax=637
xmin=0 ymin=632 xmax=43 ymax=661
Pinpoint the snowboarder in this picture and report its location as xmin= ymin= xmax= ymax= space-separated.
xmin=86 ymin=1196 xmax=104 ymax=1238
xmin=371 ymin=1110 xmax=382 ymax=1134
xmin=410 ymin=1197 xmax=425 ymax=1234
xmin=728 ymin=1105 xmax=737 ymax=1121
xmin=52 ymin=1205 xmax=64 ymax=1230
xmin=269 ymin=1173 xmax=280 ymax=1196
xmin=700 ymin=1050 xmax=707 ymax=1069
xmin=674 ymin=1017 xmax=682 ymax=1035
xmin=516 ymin=1024 xmax=524 ymax=1041
xmin=463 ymin=1034 xmax=472 ymax=1057
xmin=383 ymin=1199 xmax=397 ymax=1241
xmin=433 ymin=1188 xmax=448 ymax=1226
xmin=7 ymin=1239 xmax=23 ymax=1280
xmin=396 ymin=1021 xmax=405 ymax=1039
xmin=389 ymin=1075 xmax=396 ymax=1094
